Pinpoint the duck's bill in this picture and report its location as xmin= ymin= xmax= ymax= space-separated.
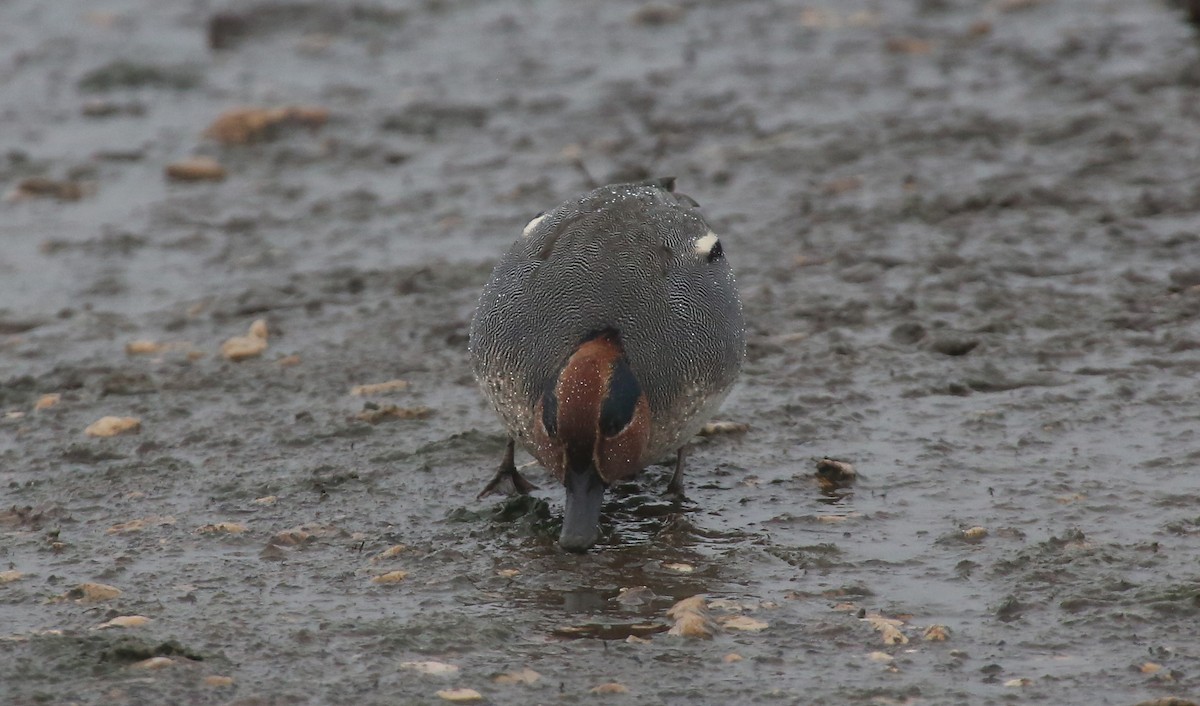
xmin=559 ymin=466 xmax=605 ymax=553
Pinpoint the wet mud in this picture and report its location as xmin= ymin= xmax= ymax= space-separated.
xmin=2 ymin=0 xmax=1200 ymax=704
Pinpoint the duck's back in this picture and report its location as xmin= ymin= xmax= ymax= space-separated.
xmin=469 ymin=182 xmax=745 ymax=460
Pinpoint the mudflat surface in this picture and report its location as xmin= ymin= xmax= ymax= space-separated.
xmin=2 ymin=1 xmax=1200 ymax=704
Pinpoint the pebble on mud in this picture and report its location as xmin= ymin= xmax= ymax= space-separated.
xmin=65 ymin=583 xmax=122 ymax=603
xmin=196 ymin=522 xmax=247 ymax=534
xmin=1003 ymin=677 xmax=1033 ymax=687
xmin=372 ymin=544 xmax=407 ymax=562
xmin=125 ymin=340 xmax=167 ymax=355
xmin=205 ymin=106 xmax=329 ymax=145
xmin=268 ymin=528 xmax=312 ymax=546
xmin=131 ymin=657 xmax=175 ymax=670
xmin=962 ymin=526 xmax=988 ymax=543
xmin=356 ymin=404 xmax=433 ymax=423
xmin=253 ymin=495 xmax=277 ymax=506
xmin=1139 ymin=662 xmax=1163 ymax=674
xmin=0 ymin=570 xmax=24 ymax=584
xmin=815 ymin=457 xmax=857 ymax=489
xmin=108 ymin=519 xmax=146 ymax=534
xmin=667 ymin=595 xmax=718 ymax=639
xmin=34 ymin=394 xmax=60 ymax=411
xmin=107 ymin=516 xmax=174 ymax=534
xmin=719 ymin=615 xmax=769 ymax=632
xmin=590 ymin=683 xmax=630 ymax=695
xmin=662 ymin=562 xmax=694 ymax=573
xmin=878 ymin=624 xmax=908 ymax=645
xmin=221 ymin=319 xmax=269 ymax=361
xmin=496 ymin=569 xmax=519 ymax=578
xmin=435 ymin=688 xmax=483 ymax=702
xmin=868 ymin=651 xmax=894 ymax=663
xmin=165 ymin=157 xmax=226 ymax=182
xmin=95 ymin=615 xmax=151 ymax=629
xmin=7 ymin=177 xmax=90 ymax=202
xmin=923 ymin=625 xmax=951 ymax=641
xmin=697 ymin=420 xmax=749 ymax=436
xmin=84 ymin=416 xmax=141 ymax=437
xmin=351 ymin=379 xmax=410 ymax=396
xmin=371 ymin=570 xmax=408 ymax=584
xmin=799 ymin=7 xmax=879 ymax=28
xmin=723 ymin=653 xmax=743 ymax=663
xmin=863 ymin=614 xmax=909 ymax=645
xmin=203 ymin=676 xmax=235 ymax=688
xmin=401 ymin=661 xmax=459 ymax=676
xmin=493 ymin=668 xmax=540 ymax=685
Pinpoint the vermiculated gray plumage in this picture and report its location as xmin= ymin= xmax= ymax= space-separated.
xmin=469 ymin=181 xmax=745 ymax=470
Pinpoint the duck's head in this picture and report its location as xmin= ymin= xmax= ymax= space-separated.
xmin=532 ymin=329 xmax=650 ymax=552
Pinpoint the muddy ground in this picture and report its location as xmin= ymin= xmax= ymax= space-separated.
xmin=2 ymin=0 xmax=1200 ymax=704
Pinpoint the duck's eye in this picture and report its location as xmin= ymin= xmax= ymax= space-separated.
xmin=694 ymin=231 xmax=723 ymax=262
xmin=522 ymin=211 xmax=546 ymax=238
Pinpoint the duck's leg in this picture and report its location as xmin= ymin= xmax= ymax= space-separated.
xmin=477 ymin=439 xmax=538 ymax=499
xmin=666 ymin=446 xmax=687 ymax=497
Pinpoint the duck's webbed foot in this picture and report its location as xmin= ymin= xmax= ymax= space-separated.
xmin=665 ymin=446 xmax=687 ymax=498
xmin=477 ymin=438 xmax=539 ymax=499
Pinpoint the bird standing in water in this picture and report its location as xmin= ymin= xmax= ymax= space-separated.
xmin=468 ymin=179 xmax=745 ymax=552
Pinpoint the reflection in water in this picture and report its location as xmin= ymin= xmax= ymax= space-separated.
xmin=561 ymin=588 xmax=607 ymax=613
xmin=474 ymin=461 xmax=868 ymax=644
xmin=815 ymin=486 xmax=854 ymax=507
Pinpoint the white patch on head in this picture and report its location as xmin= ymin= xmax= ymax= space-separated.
xmin=694 ymin=231 xmax=719 ymax=256
xmin=522 ymin=213 xmax=547 ymax=238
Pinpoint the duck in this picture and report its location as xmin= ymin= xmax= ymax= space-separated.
xmin=468 ymin=178 xmax=745 ymax=552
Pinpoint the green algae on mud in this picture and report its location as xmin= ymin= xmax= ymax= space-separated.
xmin=77 ymin=60 xmax=202 ymax=92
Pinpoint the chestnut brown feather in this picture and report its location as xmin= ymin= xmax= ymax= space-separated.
xmin=531 ymin=332 xmax=650 ymax=484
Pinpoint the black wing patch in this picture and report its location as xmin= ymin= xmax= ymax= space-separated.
xmin=599 ymin=356 xmax=641 ymax=437
xmin=541 ymin=382 xmax=559 ymax=438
